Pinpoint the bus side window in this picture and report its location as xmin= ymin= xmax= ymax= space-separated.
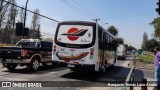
xmin=109 ymin=37 xmax=114 ymax=50
xmin=108 ymin=35 xmax=110 ymax=50
xmin=104 ymin=33 xmax=108 ymax=50
xmin=98 ymin=27 xmax=102 ymax=49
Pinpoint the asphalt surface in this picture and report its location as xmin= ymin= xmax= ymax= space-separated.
xmin=0 ymin=55 xmax=155 ymax=90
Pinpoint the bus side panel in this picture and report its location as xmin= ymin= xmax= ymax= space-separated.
xmin=94 ymin=24 xmax=100 ymax=72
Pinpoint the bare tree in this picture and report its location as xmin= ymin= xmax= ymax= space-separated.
xmin=18 ymin=5 xmax=24 ymax=23
xmin=0 ymin=0 xmax=11 ymax=29
xmin=31 ymin=9 xmax=40 ymax=30
xmin=2 ymin=0 xmax=17 ymax=43
xmin=0 ymin=0 xmax=12 ymax=43
xmin=30 ymin=8 xmax=41 ymax=39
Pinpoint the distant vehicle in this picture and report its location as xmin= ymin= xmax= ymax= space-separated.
xmin=137 ymin=49 xmax=143 ymax=54
xmin=117 ymin=44 xmax=126 ymax=60
xmin=142 ymin=51 xmax=150 ymax=55
xmin=0 ymin=39 xmax=53 ymax=71
xmin=52 ymin=21 xmax=117 ymax=72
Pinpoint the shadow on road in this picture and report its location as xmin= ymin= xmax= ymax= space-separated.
xmin=134 ymin=68 xmax=145 ymax=81
xmin=2 ymin=65 xmax=67 ymax=75
xmin=60 ymin=66 xmax=144 ymax=87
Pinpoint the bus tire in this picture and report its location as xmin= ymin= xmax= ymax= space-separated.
xmin=6 ymin=64 xmax=17 ymax=71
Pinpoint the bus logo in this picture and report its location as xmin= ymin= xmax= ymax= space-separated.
xmin=61 ymin=28 xmax=88 ymax=41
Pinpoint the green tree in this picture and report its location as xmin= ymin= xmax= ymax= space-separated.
xmin=145 ymin=39 xmax=160 ymax=52
xmin=124 ymin=44 xmax=128 ymax=49
xmin=116 ymin=37 xmax=124 ymax=44
xmin=107 ymin=26 xmax=118 ymax=36
xmin=142 ymin=32 xmax=148 ymax=50
xmin=127 ymin=46 xmax=137 ymax=51
xmin=150 ymin=17 xmax=160 ymax=40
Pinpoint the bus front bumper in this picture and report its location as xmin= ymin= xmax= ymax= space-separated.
xmin=52 ymin=61 xmax=95 ymax=71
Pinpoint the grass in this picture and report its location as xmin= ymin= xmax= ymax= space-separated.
xmin=137 ymin=54 xmax=154 ymax=64
xmin=0 ymin=44 xmax=12 ymax=47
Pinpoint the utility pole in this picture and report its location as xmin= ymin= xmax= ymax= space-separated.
xmin=0 ymin=0 xmax=4 ymax=10
xmin=156 ymin=0 xmax=160 ymax=15
xmin=23 ymin=0 xmax=29 ymax=38
xmin=93 ymin=19 xmax=100 ymax=23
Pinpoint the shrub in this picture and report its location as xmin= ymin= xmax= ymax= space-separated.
xmin=137 ymin=54 xmax=154 ymax=64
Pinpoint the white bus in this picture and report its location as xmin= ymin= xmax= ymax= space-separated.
xmin=52 ymin=21 xmax=117 ymax=72
xmin=117 ymin=44 xmax=126 ymax=60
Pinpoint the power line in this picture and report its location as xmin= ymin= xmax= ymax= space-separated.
xmin=41 ymin=33 xmax=54 ymax=36
xmin=71 ymin=0 xmax=98 ymax=18
xmin=61 ymin=0 xmax=94 ymax=19
xmin=3 ymin=0 xmax=59 ymax=23
xmin=62 ymin=0 xmax=93 ymax=19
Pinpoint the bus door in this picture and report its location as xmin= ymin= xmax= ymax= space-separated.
xmin=102 ymin=33 xmax=107 ymax=66
xmin=98 ymin=27 xmax=105 ymax=66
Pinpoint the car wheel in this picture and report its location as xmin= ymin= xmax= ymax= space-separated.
xmin=30 ymin=58 xmax=40 ymax=71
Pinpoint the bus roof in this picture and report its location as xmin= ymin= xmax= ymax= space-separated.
xmin=59 ymin=21 xmax=116 ymax=39
xmin=97 ymin=24 xmax=116 ymax=39
xmin=59 ymin=21 xmax=96 ymax=25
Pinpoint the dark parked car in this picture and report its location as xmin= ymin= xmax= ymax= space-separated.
xmin=0 ymin=39 xmax=53 ymax=71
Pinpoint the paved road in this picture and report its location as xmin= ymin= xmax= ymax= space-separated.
xmin=0 ymin=55 xmax=155 ymax=90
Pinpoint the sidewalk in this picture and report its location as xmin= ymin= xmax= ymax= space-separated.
xmin=134 ymin=78 xmax=155 ymax=90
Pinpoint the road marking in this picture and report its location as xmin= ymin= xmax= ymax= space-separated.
xmin=5 ymin=77 xmax=28 ymax=81
xmin=115 ymin=60 xmax=130 ymax=67
xmin=75 ymin=87 xmax=122 ymax=90
xmin=49 ymin=72 xmax=58 ymax=74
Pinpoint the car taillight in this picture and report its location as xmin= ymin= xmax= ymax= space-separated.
xmin=53 ymin=45 xmax=56 ymax=55
xmin=21 ymin=50 xmax=27 ymax=56
xmin=90 ymin=48 xmax=94 ymax=59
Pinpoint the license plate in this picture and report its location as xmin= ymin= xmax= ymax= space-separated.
xmin=67 ymin=64 xmax=75 ymax=68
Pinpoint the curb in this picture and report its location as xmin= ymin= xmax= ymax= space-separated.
xmin=128 ymin=60 xmax=154 ymax=70
xmin=134 ymin=67 xmax=154 ymax=71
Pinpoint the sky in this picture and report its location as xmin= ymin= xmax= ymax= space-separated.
xmin=16 ymin=0 xmax=157 ymax=49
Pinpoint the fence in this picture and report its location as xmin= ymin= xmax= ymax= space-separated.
xmin=121 ymin=54 xmax=136 ymax=90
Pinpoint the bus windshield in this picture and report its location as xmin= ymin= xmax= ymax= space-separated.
xmin=56 ymin=25 xmax=93 ymax=45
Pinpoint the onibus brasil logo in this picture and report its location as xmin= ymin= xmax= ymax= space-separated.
xmin=61 ymin=27 xmax=88 ymax=41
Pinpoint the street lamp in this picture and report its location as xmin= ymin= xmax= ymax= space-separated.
xmin=102 ymin=23 xmax=109 ymax=26
xmin=102 ymin=23 xmax=109 ymax=29
xmin=23 ymin=0 xmax=29 ymax=38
